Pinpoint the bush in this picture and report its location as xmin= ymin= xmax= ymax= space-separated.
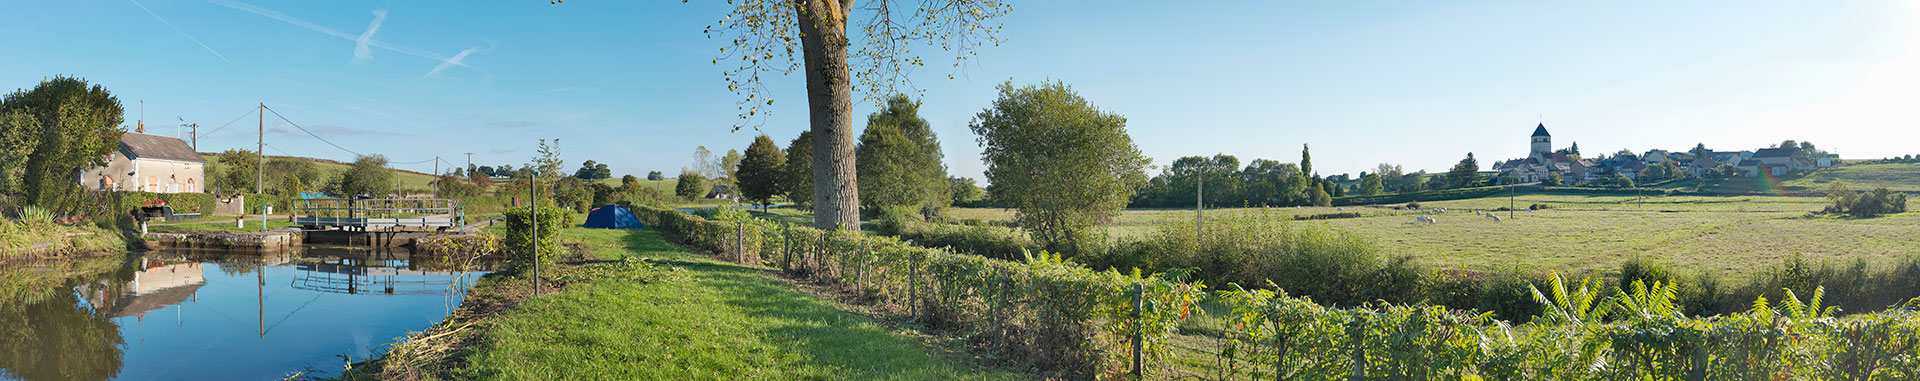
xmin=503 ymin=206 xmax=569 ymax=263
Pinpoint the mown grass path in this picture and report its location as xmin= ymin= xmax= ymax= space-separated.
xmin=450 ymin=228 xmax=1022 ymax=380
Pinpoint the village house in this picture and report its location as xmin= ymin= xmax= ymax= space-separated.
xmin=78 ymin=131 xmax=207 ymax=193
xmin=1502 ymin=123 xmax=1833 ymax=182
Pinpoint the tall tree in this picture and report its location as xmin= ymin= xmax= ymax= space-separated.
xmin=1 ymin=76 xmax=124 ymax=210
xmin=1690 ymin=143 xmax=1710 ymax=157
xmin=1447 ymin=153 xmax=1482 ymax=189
xmin=213 ymin=149 xmax=261 ymax=193
xmin=783 ymin=131 xmax=815 ymax=207
xmin=532 ymin=139 xmax=565 ymax=179
xmin=691 ymin=146 xmax=719 ymax=179
xmin=1359 ymin=172 xmax=1384 ymax=196
xmin=646 ymin=171 xmax=664 ymax=181
xmin=856 ymin=95 xmax=949 ymax=215
xmin=971 ymin=81 xmax=1147 ymax=255
xmin=653 ymin=0 xmax=1012 ymax=231
xmin=338 ymin=154 xmax=394 ymax=197
xmin=737 ymin=135 xmax=788 ymax=208
xmin=574 ymin=160 xmax=611 ymax=180
xmin=1299 ymin=144 xmax=1314 ymax=178
xmin=719 ymin=149 xmax=743 ymax=188
xmin=675 ymin=170 xmax=709 ymax=200
xmin=948 ymin=176 xmax=984 ymax=205
xmin=0 ymin=110 xmax=38 ymax=198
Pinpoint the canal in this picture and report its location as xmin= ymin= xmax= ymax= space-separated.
xmin=0 ymin=247 xmax=494 ymax=380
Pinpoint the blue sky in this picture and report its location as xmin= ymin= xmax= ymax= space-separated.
xmin=5 ymin=1 xmax=1916 ymax=180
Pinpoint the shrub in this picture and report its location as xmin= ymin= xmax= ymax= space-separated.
xmin=503 ymin=206 xmax=569 ymax=263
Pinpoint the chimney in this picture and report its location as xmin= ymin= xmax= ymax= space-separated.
xmin=136 ymin=120 xmax=145 ymax=134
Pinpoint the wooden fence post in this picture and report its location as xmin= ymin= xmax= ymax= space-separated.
xmin=909 ymin=255 xmax=919 ymax=319
xmin=1132 ymin=282 xmax=1146 ymax=378
xmin=736 ymin=220 xmax=746 ymax=264
xmin=1348 ymin=316 xmax=1367 ymax=381
xmin=782 ymin=223 xmax=791 ymax=273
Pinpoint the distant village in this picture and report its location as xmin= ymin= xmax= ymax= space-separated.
xmin=1494 ymin=123 xmax=1839 ymax=185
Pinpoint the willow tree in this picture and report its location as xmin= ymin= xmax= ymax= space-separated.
xmin=566 ymin=0 xmax=1011 ymax=230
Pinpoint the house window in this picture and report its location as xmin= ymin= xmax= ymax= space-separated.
xmin=168 ymin=176 xmax=179 ymax=193
xmin=147 ymin=176 xmax=158 ymax=192
xmin=101 ymin=175 xmax=114 ymax=190
xmin=186 ymin=178 xmax=196 ymax=193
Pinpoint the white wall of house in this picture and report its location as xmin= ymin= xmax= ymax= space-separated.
xmin=78 ymin=151 xmax=205 ymax=193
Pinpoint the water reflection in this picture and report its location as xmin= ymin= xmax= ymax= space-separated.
xmin=0 ymin=247 xmax=498 ymax=380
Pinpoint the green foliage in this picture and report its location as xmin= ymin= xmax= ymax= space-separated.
xmin=856 ymin=94 xmax=948 ymax=216
xmin=1097 ymin=210 xmax=1423 ymax=308
xmin=532 ymin=139 xmax=565 ymax=179
xmin=1640 ymin=161 xmax=1682 ymax=181
xmin=549 ymin=177 xmax=593 ymax=212
xmin=1447 ymin=152 xmax=1482 ymax=189
xmin=947 ymin=176 xmax=984 ymax=206
xmin=2 ymin=75 xmax=125 ymax=212
xmin=736 ymin=135 xmax=787 ymax=206
xmin=1545 ymin=172 xmax=1564 ymax=186
xmin=1308 ymin=184 xmax=1332 ymax=207
xmin=674 ymin=171 xmax=709 ymax=200
xmin=783 ymin=131 xmax=814 ymax=207
xmin=718 ymin=149 xmax=742 ymax=189
xmin=572 ymin=159 xmax=612 ymax=180
xmin=1359 ymin=172 xmax=1384 ymax=196
xmin=210 ymin=149 xmax=261 ymax=193
xmin=0 ymin=110 xmax=40 ymax=199
xmin=503 ymin=206 xmax=569 ymax=263
xmin=646 ymin=171 xmax=664 ymax=181
xmin=971 ymin=81 xmax=1148 ymax=255
xmin=338 ymin=154 xmax=395 ymax=197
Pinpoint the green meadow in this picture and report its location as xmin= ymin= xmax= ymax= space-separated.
xmin=942 ymin=193 xmax=1920 ymax=279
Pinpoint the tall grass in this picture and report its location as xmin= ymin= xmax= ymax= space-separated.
xmin=1094 ymin=209 xmax=1425 ymax=308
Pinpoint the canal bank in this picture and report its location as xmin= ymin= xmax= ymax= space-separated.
xmin=344 ymin=227 xmax=1022 ymax=379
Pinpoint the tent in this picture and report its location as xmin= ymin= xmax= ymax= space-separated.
xmin=583 ymin=205 xmax=645 ymax=229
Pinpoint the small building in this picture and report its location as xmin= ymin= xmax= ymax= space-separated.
xmin=78 ymin=132 xmax=207 ymax=193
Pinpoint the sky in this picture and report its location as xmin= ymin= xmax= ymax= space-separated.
xmin=4 ymin=1 xmax=1917 ymax=181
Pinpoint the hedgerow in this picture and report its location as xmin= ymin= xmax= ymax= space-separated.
xmin=633 ymin=205 xmax=1920 ymax=379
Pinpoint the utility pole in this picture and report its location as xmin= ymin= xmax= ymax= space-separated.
xmin=531 ymin=172 xmax=541 ymax=297
xmin=256 ymin=102 xmax=265 ymax=194
xmin=1509 ymin=183 xmax=1516 ymax=220
xmin=433 ymin=155 xmax=440 ymax=198
xmin=189 ymin=123 xmax=198 ymax=151
xmin=465 ymin=152 xmax=474 ymax=174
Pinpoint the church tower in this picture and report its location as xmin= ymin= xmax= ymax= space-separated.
xmin=1530 ymin=123 xmax=1551 ymax=161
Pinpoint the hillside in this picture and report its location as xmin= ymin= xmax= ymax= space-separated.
xmin=200 ymin=153 xmax=443 ymax=191
xmin=1650 ymin=163 xmax=1920 ymax=195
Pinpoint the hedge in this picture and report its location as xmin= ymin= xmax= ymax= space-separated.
xmin=84 ymin=191 xmax=217 ymax=217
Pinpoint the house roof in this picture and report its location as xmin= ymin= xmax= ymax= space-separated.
xmin=1531 ymin=123 xmax=1550 ymax=137
xmin=1754 ymin=147 xmax=1801 ymax=158
xmin=120 ymin=133 xmax=206 ymax=163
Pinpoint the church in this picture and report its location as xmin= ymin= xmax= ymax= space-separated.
xmin=1498 ymin=123 xmax=1593 ymax=183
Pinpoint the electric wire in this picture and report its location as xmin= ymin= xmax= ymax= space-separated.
xmin=262 ymin=105 xmax=363 ymax=157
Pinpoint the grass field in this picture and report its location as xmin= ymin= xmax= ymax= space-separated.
xmin=937 ymin=193 xmax=1920 ymax=279
xmin=1782 ymin=163 xmax=1920 ymax=193
xmin=440 ymin=228 xmax=1020 ymax=379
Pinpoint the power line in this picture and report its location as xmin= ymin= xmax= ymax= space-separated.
xmin=262 ymin=105 xmax=363 ymax=157
xmin=199 ymin=107 xmax=258 ymax=137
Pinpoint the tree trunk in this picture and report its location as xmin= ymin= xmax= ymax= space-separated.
xmin=796 ymin=0 xmax=860 ymax=231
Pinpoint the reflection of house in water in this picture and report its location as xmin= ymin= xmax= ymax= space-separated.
xmin=293 ymin=258 xmax=466 ymax=295
xmin=79 ymin=260 xmax=206 ymax=319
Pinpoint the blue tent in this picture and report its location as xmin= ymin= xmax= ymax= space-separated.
xmin=583 ymin=205 xmax=644 ymax=229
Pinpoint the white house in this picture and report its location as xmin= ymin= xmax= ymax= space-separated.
xmin=78 ymin=132 xmax=207 ymax=193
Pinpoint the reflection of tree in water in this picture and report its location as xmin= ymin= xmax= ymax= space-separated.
xmin=0 ymin=256 xmax=135 ymax=381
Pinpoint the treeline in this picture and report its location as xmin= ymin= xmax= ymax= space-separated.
xmin=680 ymin=94 xmax=986 ymax=216
xmin=1130 ymin=151 xmax=1491 ymax=208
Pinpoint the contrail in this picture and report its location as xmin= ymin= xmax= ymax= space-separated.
xmin=353 ymin=9 xmax=388 ymax=63
xmin=424 ymin=46 xmax=481 ymax=78
xmin=131 ymin=0 xmax=231 ymax=63
xmin=210 ymin=0 xmax=483 ymax=74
